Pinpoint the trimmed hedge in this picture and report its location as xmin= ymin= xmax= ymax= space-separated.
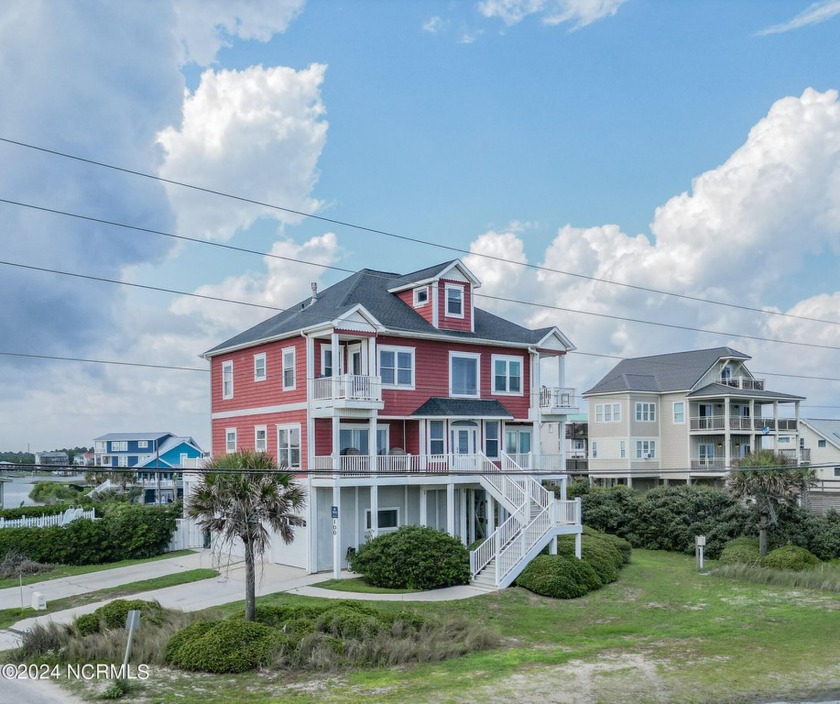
xmin=347 ymin=525 xmax=470 ymax=590
xmin=719 ymin=537 xmax=761 ymax=566
xmin=761 ymin=545 xmax=821 ymax=572
xmin=515 ymin=555 xmax=600 ymax=599
xmin=74 ymin=599 xmax=166 ymax=636
xmin=557 ymin=533 xmax=623 ymax=585
xmin=0 ymin=504 xmax=177 ymax=565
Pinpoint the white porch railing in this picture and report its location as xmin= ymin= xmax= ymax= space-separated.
xmin=718 ymin=376 xmax=765 ymax=391
xmin=539 ymin=386 xmax=577 ymax=410
xmin=310 ymin=375 xmax=382 ymax=403
xmin=690 ymin=458 xmax=727 ymax=471
xmin=312 ymin=453 xmax=489 ymax=475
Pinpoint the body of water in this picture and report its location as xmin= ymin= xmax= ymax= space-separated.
xmin=1 ymin=473 xmax=86 ymax=509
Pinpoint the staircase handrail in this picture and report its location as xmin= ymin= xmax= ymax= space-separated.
xmin=496 ymin=503 xmax=553 ymax=584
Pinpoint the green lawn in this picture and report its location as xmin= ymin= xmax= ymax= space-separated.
xmin=0 ymin=569 xmax=218 ymax=629
xmin=311 ymin=577 xmax=419 ymax=594
xmin=0 ymin=550 xmax=196 ymax=590
xmin=69 ymin=549 xmax=840 ymax=704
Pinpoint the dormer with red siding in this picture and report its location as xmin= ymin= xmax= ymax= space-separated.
xmin=388 ymin=260 xmax=480 ymax=332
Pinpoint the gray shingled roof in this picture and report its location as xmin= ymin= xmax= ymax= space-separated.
xmin=688 ymin=383 xmax=804 ymax=401
xmin=204 ymin=261 xmax=555 ymax=356
xmin=411 ymin=398 xmax=513 ymax=418
xmin=94 ymin=432 xmax=172 ymax=442
xmin=584 ymin=347 xmax=751 ymax=395
xmin=801 ymin=419 xmax=840 ymax=447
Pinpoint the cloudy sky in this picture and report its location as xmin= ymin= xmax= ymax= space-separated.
xmin=1 ymin=0 xmax=839 ymax=453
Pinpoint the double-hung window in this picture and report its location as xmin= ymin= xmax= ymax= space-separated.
xmin=635 ymin=402 xmax=656 ymax=422
xmin=484 ymin=421 xmax=500 ymax=458
xmin=595 ymin=403 xmax=621 ymax=422
xmin=222 ymin=360 xmax=234 ymax=399
xmin=492 ymin=355 xmax=522 ymax=395
xmin=379 ymin=346 xmax=414 ymax=388
xmin=445 ymin=284 xmax=464 ymax=318
xmin=450 ymin=352 xmax=480 ymax=397
xmin=429 ymin=421 xmax=445 ymax=455
xmin=636 ymin=440 xmax=656 ymax=459
xmin=225 ymin=428 xmax=237 ymax=454
xmin=282 ymin=347 xmax=296 ymax=391
xmin=255 ymin=426 xmax=267 ymax=452
xmin=254 ymin=353 xmax=267 ymax=382
xmin=673 ymin=402 xmax=685 ymax=424
xmin=277 ymin=425 xmax=301 ymax=469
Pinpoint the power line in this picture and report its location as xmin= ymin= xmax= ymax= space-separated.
xmin=0 ymin=351 xmax=207 ymax=373
xmin=3 ymin=137 xmax=840 ymax=330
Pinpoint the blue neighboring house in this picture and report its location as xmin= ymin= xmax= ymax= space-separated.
xmin=93 ymin=432 xmax=206 ymax=504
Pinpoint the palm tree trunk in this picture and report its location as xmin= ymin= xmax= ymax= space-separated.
xmin=244 ymin=540 xmax=256 ymax=622
xmin=759 ymin=511 xmax=769 ymax=557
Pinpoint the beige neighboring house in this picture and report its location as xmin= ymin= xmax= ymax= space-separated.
xmin=799 ymin=419 xmax=840 ymax=514
xmin=582 ymin=347 xmax=805 ymax=489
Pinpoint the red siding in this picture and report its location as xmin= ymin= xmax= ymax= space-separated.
xmin=436 ymin=279 xmax=472 ymax=332
xmin=396 ymin=289 xmax=434 ymax=325
xmin=210 ymin=337 xmax=307 ymax=414
xmin=210 ymin=408 xmax=308 ymax=467
xmin=377 ymin=335 xmax=530 ymax=420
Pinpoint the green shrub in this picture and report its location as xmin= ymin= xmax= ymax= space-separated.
xmin=74 ymin=613 xmax=100 ymax=637
xmin=761 ymin=545 xmax=821 ymax=572
xmin=583 ymin=526 xmax=633 ymax=563
xmin=166 ymin=620 xmax=278 ymax=673
xmin=73 ymin=599 xmax=166 ymax=635
xmin=28 ymin=482 xmax=84 ymax=504
xmin=316 ymin=607 xmax=383 ymax=640
xmin=557 ymin=533 xmax=623 ymax=585
xmin=719 ymin=537 xmax=761 ymax=566
xmin=515 ymin=555 xmax=601 ymax=599
xmin=348 ymin=525 xmax=470 ymax=590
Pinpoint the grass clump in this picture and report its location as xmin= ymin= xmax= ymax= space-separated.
xmin=761 ymin=545 xmax=821 ymax=571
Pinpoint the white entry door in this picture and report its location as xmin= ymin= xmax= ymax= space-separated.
xmin=450 ymin=422 xmax=478 ymax=471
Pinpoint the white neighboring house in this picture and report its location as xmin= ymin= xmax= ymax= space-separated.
xmin=799 ymin=419 xmax=840 ymax=514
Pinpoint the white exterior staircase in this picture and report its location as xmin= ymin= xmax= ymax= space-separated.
xmin=470 ymin=453 xmax=581 ymax=590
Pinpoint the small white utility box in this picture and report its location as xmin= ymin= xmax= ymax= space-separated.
xmin=32 ymin=592 xmax=47 ymax=610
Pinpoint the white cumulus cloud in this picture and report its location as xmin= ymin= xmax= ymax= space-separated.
xmin=157 ymin=64 xmax=329 ymax=242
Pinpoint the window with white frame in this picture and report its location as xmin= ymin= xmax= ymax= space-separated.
xmin=834 ymin=467 xmax=840 ymax=477
xmin=505 ymin=427 xmax=532 ymax=455
xmin=255 ymin=426 xmax=267 ymax=452
xmin=620 ymin=440 xmax=626 ymax=459
xmin=636 ymin=440 xmax=656 ymax=459
xmin=445 ymin=284 xmax=464 ymax=318
xmin=225 ymin=428 xmax=237 ymax=453
xmin=819 ymin=439 xmax=827 ymax=448
xmin=595 ymin=403 xmax=621 ymax=422
xmin=591 ymin=441 xmax=598 ymax=459
xmin=282 ymin=347 xmax=296 ymax=390
xmin=277 ymin=425 xmax=301 ymax=468
xmin=635 ymin=402 xmax=656 ymax=422
xmin=365 ymin=507 xmax=399 ymax=532
xmin=450 ymin=352 xmax=480 ymax=397
xmin=673 ymin=402 xmax=685 ymax=424
xmin=254 ymin=353 xmax=266 ymax=382
xmin=222 ymin=360 xmax=234 ymax=399
xmin=339 ymin=425 xmax=389 ymax=455
xmin=485 ymin=421 xmax=500 ymax=458
xmin=111 ymin=441 xmax=128 ymax=452
xmin=778 ymin=436 xmax=791 ymax=444
xmin=379 ymin=346 xmax=414 ymax=388
xmin=413 ymin=286 xmax=429 ymax=307
xmin=429 ymin=420 xmax=445 ymax=455
xmin=492 ymin=355 xmax=522 ymax=395
xmin=138 ymin=440 xmax=148 ymax=449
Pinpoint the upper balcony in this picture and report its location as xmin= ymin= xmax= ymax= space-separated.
xmin=309 ymin=374 xmax=384 ymax=415
xmin=718 ymin=375 xmax=765 ymax=391
xmin=539 ymin=386 xmax=579 ymax=417
xmin=689 ymin=416 xmax=798 ymax=432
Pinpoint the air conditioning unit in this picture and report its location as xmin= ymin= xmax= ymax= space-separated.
xmin=643 ymin=453 xmax=651 ymax=459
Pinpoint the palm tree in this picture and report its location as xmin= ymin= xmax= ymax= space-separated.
xmin=727 ymin=450 xmax=816 ymax=556
xmin=187 ymin=450 xmax=306 ymax=621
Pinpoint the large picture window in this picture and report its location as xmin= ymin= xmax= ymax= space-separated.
xmin=635 ymin=402 xmax=656 ymax=422
xmin=450 ymin=352 xmax=480 ymax=397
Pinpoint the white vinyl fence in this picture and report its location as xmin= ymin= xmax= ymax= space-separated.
xmin=0 ymin=507 xmax=95 ymax=529
xmin=167 ymin=517 xmax=207 ymax=552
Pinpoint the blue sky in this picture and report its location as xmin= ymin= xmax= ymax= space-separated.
xmin=1 ymin=0 xmax=839 ymax=451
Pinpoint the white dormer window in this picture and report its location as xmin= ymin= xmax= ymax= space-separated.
xmin=445 ymin=284 xmax=464 ymax=318
xmin=413 ymin=286 xmax=429 ymax=307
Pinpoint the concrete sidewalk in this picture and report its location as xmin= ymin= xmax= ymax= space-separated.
xmin=0 ymin=551 xmax=487 ymax=651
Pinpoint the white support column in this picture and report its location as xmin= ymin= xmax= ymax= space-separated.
xmin=459 ymin=489 xmax=468 ymax=545
xmin=370 ymin=484 xmax=379 ymax=538
xmin=467 ymin=489 xmax=475 ymax=544
xmin=446 ymin=482 xmax=455 ymax=537
xmin=420 ymin=488 xmax=427 ymax=527
xmin=549 ymin=536 xmax=557 ymax=555
xmin=487 ymin=494 xmax=496 ymax=534
xmin=724 ymin=397 xmax=731 ymax=470
xmin=368 ymin=336 xmax=377 ymax=375
xmin=332 ymin=483 xmax=341 ymax=579
xmin=330 ymin=331 xmax=340 ymax=402
xmin=794 ymin=401 xmax=801 ymax=464
xmin=331 ymin=415 xmax=340 ymax=477
xmin=369 ymin=416 xmax=377 ymax=476
xmin=574 ymin=531 xmax=582 ymax=559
